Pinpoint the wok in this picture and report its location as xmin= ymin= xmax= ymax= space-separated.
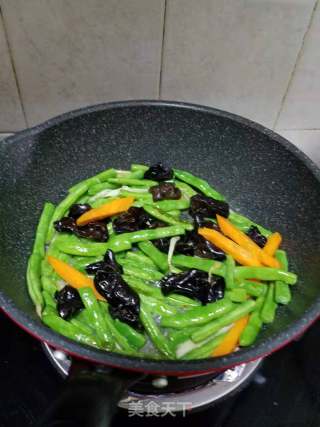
xmin=0 ymin=100 xmax=319 ymax=426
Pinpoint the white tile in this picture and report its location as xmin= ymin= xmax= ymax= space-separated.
xmin=277 ymin=130 xmax=320 ymax=166
xmin=0 ymin=16 xmax=25 ymax=131
xmin=161 ymin=0 xmax=316 ymax=128
xmin=277 ymin=3 xmax=320 ymax=129
xmin=1 ymin=0 xmax=164 ymax=125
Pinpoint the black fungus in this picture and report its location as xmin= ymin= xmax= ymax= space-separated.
xmin=144 ymin=163 xmax=174 ymax=181
xmin=160 ymin=269 xmax=225 ymax=305
xmin=153 ymin=231 xmax=225 ymax=261
xmin=55 ymin=285 xmax=84 ymax=319
xmin=189 ymin=194 xmax=229 ymax=219
xmin=68 ymin=203 xmax=92 ymax=219
xmin=113 ymin=207 xmax=165 ymax=234
xmin=149 ymin=182 xmax=181 ymax=202
xmin=94 ymin=270 xmax=141 ymax=329
xmin=85 ymin=249 xmax=123 ymax=275
xmin=246 ymin=225 xmax=267 ymax=248
xmin=54 ymin=217 xmax=77 ymax=234
xmin=75 ymin=221 xmax=108 ymax=242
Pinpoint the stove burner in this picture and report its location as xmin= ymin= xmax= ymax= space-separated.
xmin=42 ymin=343 xmax=262 ymax=412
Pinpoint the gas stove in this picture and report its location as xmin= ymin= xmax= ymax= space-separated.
xmin=1 ymin=309 xmax=320 ymax=427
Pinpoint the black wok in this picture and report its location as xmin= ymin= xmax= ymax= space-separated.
xmin=0 ymin=100 xmax=319 ymax=426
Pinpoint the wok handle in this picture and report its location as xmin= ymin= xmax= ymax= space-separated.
xmin=36 ymin=362 xmax=144 ymax=427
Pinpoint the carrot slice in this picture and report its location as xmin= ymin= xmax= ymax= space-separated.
xmin=76 ymin=197 xmax=134 ymax=226
xmin=198 ymin=227 xmax=261 ymax=266
xmin=47 ymin=255 xmax=104 ymax=301
xmin=212 ymin=316 xmax=249 ymax=357
xmin=263 ymin=232 xmax=282 ymax=256
xmin=216 ymin=215 xmax=280 ymax=268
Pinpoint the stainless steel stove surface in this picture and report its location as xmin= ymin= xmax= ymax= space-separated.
xmin=1 ymin=309 xmax=320 ymax=427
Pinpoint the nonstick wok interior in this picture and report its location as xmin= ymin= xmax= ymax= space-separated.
xmin=0 ymin=101 xmax=320 ymax=373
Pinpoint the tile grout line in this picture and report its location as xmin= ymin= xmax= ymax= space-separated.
xmin=158 ymin=0 xmax=167 ymax=99
xmin=0 ymin=6 xmax=28 ymax=128
xmin=273 ymin=0 xmax=319 ymax=130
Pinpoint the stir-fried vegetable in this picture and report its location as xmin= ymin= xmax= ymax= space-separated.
xmin=27 ymin=163 xmax=297 ymax=360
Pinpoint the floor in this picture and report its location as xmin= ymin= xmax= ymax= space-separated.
xmin=0 ymin=0 xmax=319 ymax=163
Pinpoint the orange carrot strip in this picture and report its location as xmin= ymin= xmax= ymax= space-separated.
xmin=47 ymin=256 xmax=104 ymax=301
xmin=76 ymin=197 xmax=134 ymax=226
xmin=198 ymin=227 xmax=261 ymax=266
xmin=263 ymin=232 xmax=282 ymax=256
xmin=216 ymin=215 xmax=280 ymax=269
xmin=212 ymin=316 xmax=249 ymax=357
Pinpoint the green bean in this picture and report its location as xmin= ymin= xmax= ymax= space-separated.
xmin=71 ymin=255 xmax=102 ymax=271
xmin=239 ymin=291 xmax=266 ymax=346
xmin=274 ymin=250 xmax=291 ymax=304
xmin=174 ymin=181 xmax=197 ymax=198
xmin=121 ymin=190 xmax=153 ymax=201
xmin=153 ymin=199 xmax=190 ymax=212
xmin=123 ymin=264 xmax=163 ymax=282
xmin=123 ymin=275 xmax=163 ymax=299
xmin=108 ymin=177 xmax=157 ymax=187
xmin=47 ymin=183 xmax=89 ymax=242
xmin=260 ymin=284 xmax=277 ymax=323
xmin=113 ymin=319 xmax=146 ymax=349
xmin=42 ymin=290 xmax=56 ymax=308
xmin=27 ymin=253 xmax=43 ymax=317
xmin=140 ymin=295 xmax=177 ymax=316
xmin=117 ymin=257 xmax=159 ymax=273
xmin=107 ymin=225 xmax=186 ymax=253
xmin=192 ymin=300 xmax=256 ymax=343
xmin=143 ymin=204 xmax=193 ymax=230
xmin=140 ymin=303 xmax=175 ymax=358
xmin=41 ymin=275 xmax=58 ymax=295
xmin=237 ymin=280 xmax=267 ymax=297
xmin=138 ymin=240 xmax=168 ymax=272
xmin=229 ymin=211 xmax=272 ymax=237
xmin=161 ymin=298 xmax=233 ymax=329
xmin=172 ymin=255 xmax=225 ymax=276
xmin=174 ymin=169 xmax=224 ymax=201
xmin=121 ymin=170 xmax=145 ymax=179
xmin=33 ymin=202 xmax=55 ymax=256
xmin=55 ymin=234 xmax=106 ymax=256
xmin=225 ymin=288 xmax=248 ymax=302
xmin=168 ymin=327 xmax=200 ymax=347
xmin=131 ymin=164 xmax=148 ymax=173
xmin=78 ymin=287 xmax=114 ymax=348
xmin=91 ymin=197 xmax=119 ymax=208
xmin=42 ymin=308 xmax=103 ymax=349
xmin=125 ymin=250 xmax=158 ymax=269
xmin=69 ymin=168 xmax=116 ymax=192
xmin=182 ymin=332 xmax=228 ymax=360
xmin=87 ymin=182 xmax=118 ymax=196
xmin=167 ymin=209 xmax=180 ymax=218
xmin=166 ymin=294 xmax=201 ymax=307
xmin=234 ymin=266 xmax=297 ymax=285
xmin=70 ymin=317 xmax=98 ymax=338
xmin=225 ymin=255 xmax=235 ymax=289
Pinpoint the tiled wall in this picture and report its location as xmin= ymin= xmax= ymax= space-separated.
xmin=0 ymin=0 xmax=319 ymax=162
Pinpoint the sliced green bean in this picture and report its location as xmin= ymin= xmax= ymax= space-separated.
xmin=108 ymin=177 xmax=157 ymax=187
xmin=138 ymin=240 xmax=168 ymax=272
xmin=166 ymin=209 xmax=180 ymax=218
xmin=234 ymin=266 xmax=297 ymax=285
xmin=192 ymin=300 xmax=256 ymax=343
xmin=182 ymin=332 xmax=228 ymax=360
xmin=123 ymin=275 xmax=163 ymax=299
xmin=140 ymin=303 xmax=175 ymax=358
xmin=69 ymin=168 xmax=116 ymax=192
xmin=125 ymin=250 xmax=158 ymax=269
xmin=123 ymin=264 xmax=163 ymax=282
xmin=27 ymin=253 xmax=43 ymax=316
xmin=274 ymin=250 xmax=291 ymax=304
xmin=131 ymin=164 xmax=148 ymax=173
xmin=174 ymin=180 xmax=197 ymax=198
xmin=172 ymin=255 xmax=225 ymax=276
xmin=174 ymin=169 xmax=224 ymax=201
xmin=225 ymin=288 xmax=248 ymax=302
xmin=47 ymin=183 xmax=89 ymax=242
xmin=41 ymin=275 xmax=58 ymax=295
xmin=239 ymin=292 xmax=266 ymax=346
xmin=260 ymin=284 xmax=277 ymax=323
xmin=168 ymin=326 xmax=200 ymax=348
xmin=78 ymin=287 xmax=114 ymax=348
xmin=237 ymin=280 xmax=267 ymax=297
xmin=225 ymin=255 xmax=235 ymax=289
xmin=161 ymin=298 xmax=233 ymax=329
xmin=140 ymin=295 xmax=177 ymax=316
xmin=153 ymin=199 xmax=190 ymax=212
xmin=88 ymin=182 xmax=118 ymax=196
xmin=143 ymin=204 xmax=192 ymax=230
xmin=113 ymin=319 xmax=146 ymax=349
xmin=117 ymin=257 xmax=159 ymax=273
xmin=166 ymin=294 xmax=201 ymax=307
xmin=33 ymin=202 xmax=55 ymax=256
